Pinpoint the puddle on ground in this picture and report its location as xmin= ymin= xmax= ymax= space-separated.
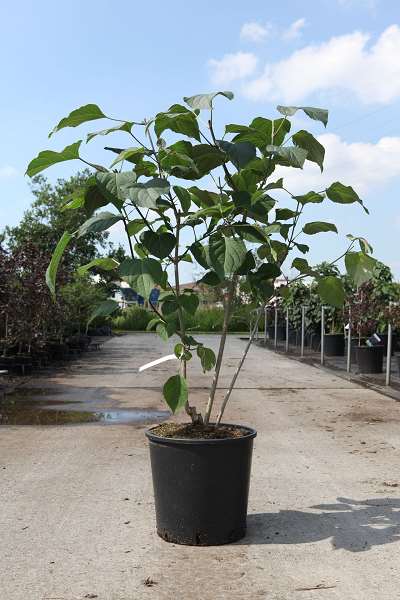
xmin=0 ymin=391 xmax=170 ymax=426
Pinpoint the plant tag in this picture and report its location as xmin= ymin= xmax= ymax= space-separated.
xmin=138 ymin=354 xmax=177 ymax=373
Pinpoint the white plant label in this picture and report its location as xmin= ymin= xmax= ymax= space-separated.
xmin=138 ymin=354 xmax=177 ymax=373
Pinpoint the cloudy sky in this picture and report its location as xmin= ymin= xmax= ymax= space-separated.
xmin=1 ymin=0 xmax=400 ymax=280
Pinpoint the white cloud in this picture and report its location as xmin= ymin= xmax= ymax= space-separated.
xmin=276 ymin=133 xmax=400 ymax=195
xmin=240 ymin=21 xmax=271 ymax=43
xmin=242 ymin=25 xmax=400 ymax=104
xmin=0 ymin=165 xmax=18 ymax=179
xmin=282 ymin=18 xmax=306 ymax=41
xmin=208 ymin=52 xmax=258 ymax=86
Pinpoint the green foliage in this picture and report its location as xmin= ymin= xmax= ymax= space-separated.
xmin=29 ymin=91 xmax=376 ymax=420
xmin=112 ymin=305 xmax=153 ymax=331
xmin=60 ymin=275 xmax=109 ymax=332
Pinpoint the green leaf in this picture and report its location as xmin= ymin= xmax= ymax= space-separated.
xmin=326 ymin=182 xmax=368 ymax=213
xmin=226 ymin=118 xmax=290 ymax=150
xmin=197 ymin=347 xmax=216 ymax=373
xmin=173 ymin=186 xmax=192 ymax=213
xmin=156 ymin=322 xmax=170 ymax=341
xmin=189 ymin=186 xmax=223 ymax=207
xmin=126 ymin=219 xmax=146 ymax=236
xmin=119 ymin=257 xmax=164 ymax=298
xmin=146 ymin=318 xmax=163 ymax=332
xmin=303 ymin=221 xmax=338 ymax=235
xmin=266 ymin=145 xmax=308 ymax=169
xmin=209 ymin=235 xmax=247 ymax=279
xmin=219 ymin=140 xmax=256 ymax=169
xmin=94 ymin=171 xmax=137 ymax=210
xmin=77 ymin=211 xmax=122 ymax=238
xmin=294 ymin=191 xmax=324 ymax=205
xmin=294 ymin=242 xmax=310 ymax=254
xmin=317 ymin=276 xmax=345 ymax=307
xmin=127 ymin=177 xmax=170 ymax=209
xmin=190 ymin=242 xmax=210 ymax=269
xmin=163 ymin=374 xmax=188 ymax=414
xmin=86 ymin=121 xmax=133 ymax=143
xmin=345 ymin=251 xmax=377 ymax=286
xmin=155 ymin=104 xmax=200 ymax=141
xmin=178 ymin=293 xmax=199 ymax=315
xmin=198 ymin=270 xmax=221 ymax=286
xmin=87 ymin=299 xmax=119 ymax=326
xmin=26 ymin=141 xmax=82 ymax=177
xmin=192 ymin=144 xmax=226 ymax=174
xmin=183 ymin=91 xmax=234 ymax=110
xmin=77 ymin=257 xmax=119 ymax=276
xmin=346 ymin=234 xmax=373 ymax=255
xmin=291 ymin=258 xmax=314 ymax=274
xmin=276 ymin=105 xmax=328 ymax=127
xmin=140 ymin=230 xmax=176 ymax=259
xmin=275 ymin=208 xmax=297 ymax=221
xmin=293 ymin=130 xmax=325 ymax=172
xmin=46 ymin=232 xmax=73 ymax=298
xmin=61 ymin=194 xmax=85 ymax=211
xmin=109 ymin=147 xmax=151 ymax=168
xmin=49 ymin=104 xmax=106 ymax=137
xmin=265 ymin=178 xmax=283 ymax=191
xmin=174 ymin=343 xmax=192 ymax=361
xmin=233 ymin=224 xmax=268 ymax=243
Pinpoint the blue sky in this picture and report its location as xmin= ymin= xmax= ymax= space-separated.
xmin=1 ymin=0 xmax=400 ymax=282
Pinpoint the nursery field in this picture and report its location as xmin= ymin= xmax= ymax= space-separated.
xmin=1 ymin=333 xmax=400 ymax=600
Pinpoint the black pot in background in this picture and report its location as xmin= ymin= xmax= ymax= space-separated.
xmin=376 ymin=333 xmax=396 ymax=356
xmin=267 ymin=325 xmax=286 ymax=341
xmin=397 ymin=355 xmax=400 ymax=376
xmin=355 ymin=345 xmax=384 ymax=374
xmin=146 ymin=424 xmax=257 ymax=546
xmin=324 ymin=333 xmax=345 ymax=356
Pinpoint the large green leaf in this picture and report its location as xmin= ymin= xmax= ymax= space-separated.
xmin=26 ymin=141 xmax=82 ymax=177
xmin=86 ymin=121 xmax=133 ymax=143
xmin=345 ymin=251 xmax=377 ymax=286
xmin=163 ymin=374 xmax=188 ymax=414
xmin=208 ymin=235 xmax=247 ymax=279
xmin=326 ymin=182 xmax=368 ymax=213
xmin=198 ymin=270 xmax=221 ymax=286
xmin=346 ymin=234 xmax=373 ymax=255
xmin=77 ymin=211 xmax=122 ymax=237
xmin=77 ymin=257 xmax=119 ymax=276
xmin=303 ymin=221 xmax=338 ymax=235
xmin=95 ymin=171 xmax=137 ymax=210
xmin=294 ymin=191 xmax=324 ymax=205
xmin=87 ymin=299 xmax=119 ymax=326
xmin=127 ymin=177 xmax=170 ymax=209
xmin=197 ymin=346 xmax=216 ymax=373
xmin=173 ymin=186 xmax=192 ymax=213
xmin=178 ymin=293 xmax=199 ymax=315
xmin=266 ymin=145 xmax=308 ymax=169
xmin=293 ymin=130 xmax=325 ymax=172
xmin=126 ymin=219 xmax=146 ymax=237
xmin=276 ymin=105 xmax=328 ymax=127
xmin=183 ymin=91 xmax=234 ymax=110
xmin=190 ymin=242 xmax=210 ymax=269
xmin=189 ymin=186 xmax=223 ymax=207
xmin=155 ymin=104 xmax=200 ymax=141
xmin=219 ymin=140 xmax=256 ymax=169
xmin=291 ymin=257 xmax=314 ymax=275
xmin=46 ymin=232 xmax=73 ymax=298
xmin=192 ymin=144 xmax=226 ymax=174
xmin=49 ymin=104 xmax=106 ymax=137
xmin=119 ymin=257 xmax=164 ymax=298
xmin=109 ymin=147 xmax=151 ymax=168
xmin=226 ymin=117 xmax=290 ymax=150
xmin=140 ymin=230 xmax=176 ymax=259
xmin=317 ymin=276 xmax=345 ymax=307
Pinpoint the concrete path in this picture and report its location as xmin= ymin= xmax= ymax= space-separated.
xmin=1 ymin=333 xmax=400 ymax=600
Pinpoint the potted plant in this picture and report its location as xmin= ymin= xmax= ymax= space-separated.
xmin=349 ymin=282 xmax=384 ymax=373
xmin=28 ymin=91 xmax=376 ymax=545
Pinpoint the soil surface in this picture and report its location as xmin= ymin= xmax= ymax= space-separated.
xmin=1 ymin=333 xmax=400 ymax=600
xmin=150 ymin=422 xmax=249 ymax=439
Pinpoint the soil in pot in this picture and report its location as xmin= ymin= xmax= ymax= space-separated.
xmin=355 ymin=345 xmax=384 ymax=374
xmin=324 ymin=333 xmax=345 ymax=356
xmin=146 ymin=422 xmax=256 ymax=546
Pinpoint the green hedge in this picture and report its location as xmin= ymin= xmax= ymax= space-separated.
xmin=112 ymin=306 xmax=252 ymax=332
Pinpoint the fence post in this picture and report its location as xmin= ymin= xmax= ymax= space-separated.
xmin=256 ymin=309 xmax=259 ymax=341
xmin=301 ymin=305 xmax=306 ymax=357
xmin=346 ymin=308 xmax=352 ymax=373
xmin=386 ymin=322 xmax=393 ymax=386
xmin=321 ymin=306 xmax=326 ymax=366
xmin=264 ymin=306 xmax=268 ymax=344
xmin=285 ymin=308 xmax=289 ymax=352
xmin=274 ymin=307 xmax=278 ymax=350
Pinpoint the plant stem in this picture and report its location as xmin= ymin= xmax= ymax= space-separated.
xmin=216 ymin=307 xmax=263 ymax=425
xmin=203 ymin=276 xmax=237 ymax=425
xmin=173 ymin=211 xmax=202 ymax=424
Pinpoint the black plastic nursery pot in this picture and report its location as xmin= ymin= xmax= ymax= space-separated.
xmin=145 ymin=424 xmax=257 ymax=546
xmin=355 ymin=345 xmax=384 ymax=374
xmin=324 ymin=333 xmax=345 ymax=357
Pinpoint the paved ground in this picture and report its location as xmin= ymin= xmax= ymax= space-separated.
xmin=1 ymin=333 xmax=400 ymax=600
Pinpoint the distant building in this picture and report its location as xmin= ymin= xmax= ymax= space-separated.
xmin=110 ymin=281 xmax=160 ymax=309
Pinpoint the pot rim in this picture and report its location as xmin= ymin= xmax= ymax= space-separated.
xmin=354 ymin=344 xmax=384 ymax=350
xmin=145 ymin=422 xmax=257 ymax=445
